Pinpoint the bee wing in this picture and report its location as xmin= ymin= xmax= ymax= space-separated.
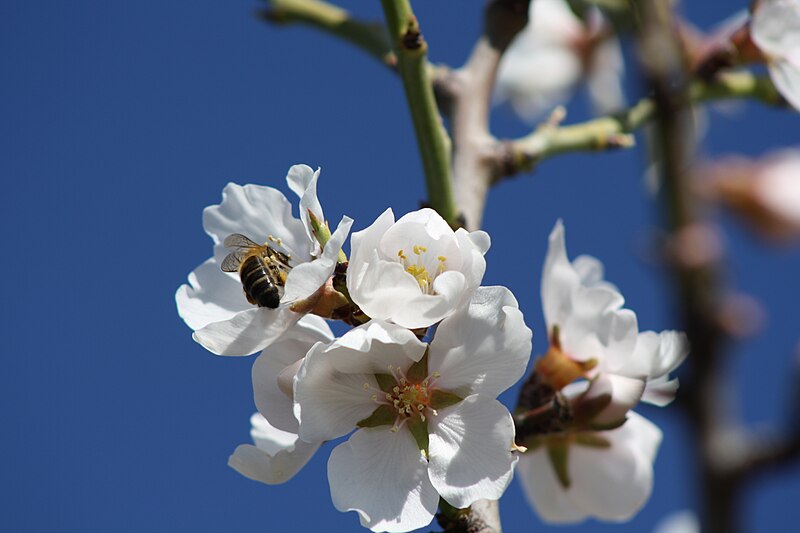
xmin=221 ymin=250 xmax=248 ymax=272
xmin=224 ymin=233 xmax=260 ymax=250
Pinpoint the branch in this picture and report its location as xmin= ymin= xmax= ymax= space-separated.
xmin=634 ymin=1 xmax=737 ymax=530
xmin=380 ymin=0 xmax=459 ymax=227
xmin=444 ymin=0 xmax=532 ymax=230
xmin=258 ymin=0 xmax=396 ymax=69
xmin=502 ymin=72 xmax=782 ymax=178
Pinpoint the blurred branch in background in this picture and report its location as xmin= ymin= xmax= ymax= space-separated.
xmin=501 ymin=71 xmax=782 ymax=179
xmin=257 ymin=0 xmax=397 ymax=69
xmin=635 ymin=1 xmax=800 ymax=531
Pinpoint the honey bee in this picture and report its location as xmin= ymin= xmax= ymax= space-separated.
xmin=220 ymin=233 xmax=291 ymax=309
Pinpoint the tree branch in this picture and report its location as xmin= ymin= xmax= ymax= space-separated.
xmin=635 ymin=2 xmax=739 ymax=531
xmin=258 ymin=0 xmax=396 ymax=69
xmin=445 ymin=0 xmax=532 ymax=231
xmin=380 ymin=0 xmax=459 ymax=227
xmin=501 ymin=72 xmax=782 ymax=178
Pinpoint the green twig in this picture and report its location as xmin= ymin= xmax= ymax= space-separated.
xmin=504 ymin=71 xmax=782 ymax=177
xmin=259 ymin=0 xmax=396 ymax=69
xmin=380 ymin=0 xmax=458 ymax=227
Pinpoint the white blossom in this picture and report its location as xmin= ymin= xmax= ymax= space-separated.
xmin=176 ymin=165 xmax=352 ymax=356
xmin=495 ymin=0 xmax=625 ymax=122
xmin=514 ymin=221 xmax=687 ymax=524
xmin=228 ymin=315 xmax=332 ymax=484
xmin=347 ymin=208 xmax=490 ymax=330
xmin=751 ymin=0 xmax=800 ymax=111
xmin=293 ymin=287 xmax=531 ymax=532
xmin=540 ymin=221 xmax=688 ymax=404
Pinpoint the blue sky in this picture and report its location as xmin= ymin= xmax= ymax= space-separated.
xmin=2 ymin=1 xmax=799 ymax=531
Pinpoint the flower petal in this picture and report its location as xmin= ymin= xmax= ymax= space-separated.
xmin=394 ymin=208 xmax=453 ymax=239
xmin=587 ymin=374 xmax=646 ymax=426
xmin=282 ymin=215 xmax=353 ymax=303
xmin=192 ymin=306 xmax=301 ymax=356
xmin=429 ymin=286 xmax=532 ymax=398
xmin=455 ymin=228 xmax=489 ymax=291
xmin=542 ymin=220 xmax=582 ymax=331
xmin=768 ymin=58 xmax=800 ymax=112
xmin=390 ymin=270 xmax=466 ymax=329
xmin=228 ymin=413 xmax=321 ymax=485
xmin=649 ymin=330 xmax=689 ymax=378
xmin=348 ymin=208 xmax=395 ymax=291
xmin=517 ymin=448 xmax=589 ymax=524
xmin=641 ymin=375 xmax=681 ymax=407
xmin=567 ymin=412 xmax=662 ymax=521
xmin=428 ymin=395 xmax=518 ymax=508
xmin=253 ymin=316 xmax=334 ymax=433
xmin=751 ymin=0 xmax=800 ymax=59
xmin=466 ymin=229 xmax=491 ymax=254
xmin=176 ymin=257 xmax=249 ymax=331
xmin=328 ymin=428 xmax=438 ymax=532
xmin=285 ymin=164 xmax=324 ymax=253
xmin=203 ymin=182 xmax=310 ymax=264
xmin=323 ymin=320 xmax=428 ymax=372
xmin=294 ymin=321 xmax=426 ymax=442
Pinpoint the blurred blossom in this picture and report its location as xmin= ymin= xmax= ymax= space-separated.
xmin=705 ymin=150 xmax=800 ymax=240
xmin=347 ymin=208 xmax=490 ymax=329
xmin=175 ymin=165 xmax=352 ymax=356
xmin=653 ymin=510 xmax=701 ymax=533
xmin=293 ymin=287 xmax=531 ymax=532
xmin=751 ymin=0 xmax=800 ymax=110
xmin=495 ymin=0 xmax=625 ymax=122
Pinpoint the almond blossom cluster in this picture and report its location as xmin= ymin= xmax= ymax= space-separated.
xmin=176 ymin=166 xmax=687 ymax=531
xmin=177 ymin=165 xmax=531 ymax=531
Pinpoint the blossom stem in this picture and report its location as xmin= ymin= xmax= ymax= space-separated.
xmin=502 ymin=71 xmax=782 ymax=178
xmin=258 ymin=0 xmax=396 ymax=69
xmin=379 ymin=0 xmax=459 ymax=227
xmin=436 ymin=498 xmax=501 ymax=533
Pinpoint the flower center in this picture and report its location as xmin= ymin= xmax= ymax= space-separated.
xmin=365 ymin=365 xmax=441 ymax=431
xmin=392 ymin=382 xmax=432 ymax=417
xmin=397 ymin=245 xmax=447 ymax=294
